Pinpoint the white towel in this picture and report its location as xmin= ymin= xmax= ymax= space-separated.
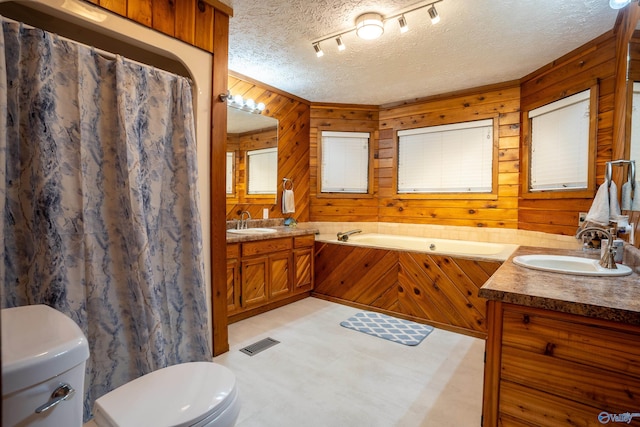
xmin=584 ymin=182 xmax=610 ymax=226
xmin=609 ymin=181 xmax=621 ymax=220
xmin=621 ymin=181 xmax=633 ymax=210
xmin=282 ymin=188 xmax=295 ymax=214
xmin=633 ymin=182 xmax=640 ymax=210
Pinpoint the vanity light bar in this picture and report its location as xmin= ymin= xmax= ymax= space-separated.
xmin=219 ymin=91 xmax=265 ymax=114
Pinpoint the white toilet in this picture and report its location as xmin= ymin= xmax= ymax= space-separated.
xmin=2 ymin=305 xmax=240 ymax=427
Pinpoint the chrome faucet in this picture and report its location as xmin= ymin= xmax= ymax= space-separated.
xmin=576 ymin=226 xmax=617 ymax=269
xmin=238 ymin=211 xmax=251 ymax=229
xmin=337 ymin=229 xmax=362 ymax=242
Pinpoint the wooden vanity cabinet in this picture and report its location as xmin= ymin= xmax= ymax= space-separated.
xmin=227 ymin=235 xmax=314 ymax=320
xmin=483 ymin=301 xmax=640 ymax=426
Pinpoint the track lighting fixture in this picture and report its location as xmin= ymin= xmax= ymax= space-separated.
xmin=311 ymin=0 xmax=443 ymax=57
xmin=428 ymin=5 xmax=440 ymax=24
xmin=313 ymin=42 xmax=324 ymax=57
xmin=398 ymin=15 xmax=408 ymax=33
xmin=219 ymin=91 xmax=265 ymax=114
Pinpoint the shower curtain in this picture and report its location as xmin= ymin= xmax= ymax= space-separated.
xmin=0 ymin=18 xmax=211 ymax=420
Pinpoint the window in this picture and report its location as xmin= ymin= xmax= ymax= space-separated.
xmin=247 ymin=147 xmax=277 ymax=194
xmin=397 ymin=119 xmax=494 ymax=193
xmin=528 ymin=89 xmax=591 ymax=192
xmin=320 ymin=131 xmax=370 ymax=193
xmin=226 ymin=152 xmax=234 ymax=195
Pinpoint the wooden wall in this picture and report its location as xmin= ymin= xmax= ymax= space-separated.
xmin=518 ymin=31 xmax=617 ymax=235
xmin=84 ymin=0 xmax=232 ymax=53
xmin=309 ymin=84 xmax=521 ymax=228
xmin=226 ymin=74 xmax=311 ymax=222
xmin=310 ymin=105 xmax=380 ymax=221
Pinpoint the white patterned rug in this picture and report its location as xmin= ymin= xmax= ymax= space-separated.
xmin=340 ymin=311 xmax=434 ymax=346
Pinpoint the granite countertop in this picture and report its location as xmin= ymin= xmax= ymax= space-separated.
xmin=479 ymin=246 xmax=640 ymax=325
xmin=225 ymin=225 xmax=318 ymax=243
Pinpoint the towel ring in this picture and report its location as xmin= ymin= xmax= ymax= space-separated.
xmin=282 ymin=178 xmax=293 ymax=190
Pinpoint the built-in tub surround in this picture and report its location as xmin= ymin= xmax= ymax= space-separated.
xmin=315 ymin=233 xmax=518 ymax=261
xmin=303 ymin=221 xmax=582 ymax=250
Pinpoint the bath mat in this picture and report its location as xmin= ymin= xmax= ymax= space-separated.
xmin=340 ymin=311 xmax=434 ymax=346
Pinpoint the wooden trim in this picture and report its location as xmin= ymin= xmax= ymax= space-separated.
xmin=228 ymin=71 xmax=310 ymax=105
xmin=316 ymin=125 xmax=377 ymax=198
xmin=211 ymin=9 xmax=230 ymax=356
xmin=482 ymin=300 xmax=503 ymax=427
xmin=380 ymin=80 xmax=520 ymax=111
xmin=311 ymin=293 xmax=487 ymax=339
xmin=228 ymin=292 xmax=310 ymax=324
xmin=200 ymin=0 xmax=233 ymax=17
xmin=390 ymin=113 xmax=501 ymax=200
xmin=520 ymin=83 xmax=599 ymax=199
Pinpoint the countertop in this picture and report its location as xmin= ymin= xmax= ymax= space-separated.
xmin=225 ymin=226 xmax=318 ymax=243
xmin=479 ymin=246 xmax=640 ymax=326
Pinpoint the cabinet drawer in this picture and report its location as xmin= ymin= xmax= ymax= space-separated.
xmin=294 ymin=234 xmax=315 ymax=248
xmin=502 ymin=306 xmax=640 ymax=379
xmin=227 ymin=243 xmax=240 ymax=259
xmin=242 ymin=238 xmax=292 ymax=257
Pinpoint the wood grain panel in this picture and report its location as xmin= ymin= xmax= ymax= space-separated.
xmin=269 ymin=252 xmax=291 ymax=299
xmin=226 ymin=74 xmax=311 ymax=221
xmin=313 ymin=241 xmax=501 ymax=337
xmin=241 ymin=257 xmax=268 ymax=308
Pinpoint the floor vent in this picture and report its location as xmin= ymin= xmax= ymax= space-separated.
xmin=240 ymin=337 xmax=280 ymax=356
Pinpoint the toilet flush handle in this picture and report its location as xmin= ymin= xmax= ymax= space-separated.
xmin=35 ymin=383 xmax=76 ymax=414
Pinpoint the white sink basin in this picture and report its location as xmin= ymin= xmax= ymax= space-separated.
xmin=227 ymin=227 xmax=277 ymax=235
xmin=512 ymin=254 xmax=632 ymax=277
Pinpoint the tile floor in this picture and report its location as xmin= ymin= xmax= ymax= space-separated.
xmin=214 ymin=297 xmax=485 ymax=427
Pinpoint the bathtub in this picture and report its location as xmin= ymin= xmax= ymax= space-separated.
xmin=316 ymin=233 xmax=518 ymax=261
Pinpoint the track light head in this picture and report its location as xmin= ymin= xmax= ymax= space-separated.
xmin=336 ymin=36 xmax=346 ymax=51
xmin=398 ymin=15 xmax=408 ymax=33
xmin=428 ymin=5 xmax=440 ymax=24
xmin=313 ymin=42 xmax=324 ymax=57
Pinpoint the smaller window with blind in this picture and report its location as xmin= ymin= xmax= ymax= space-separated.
xmin=320 ymin=131 xmax=371 ymax=194
xmin=247 ymin=147 xmax=277 ymax=195
xmin=226 ymin=152 xmax=234 ymax=195
xmin=528 ymin=89 xmax=591 ymax=192
xmin=397 ymin=119 xmax=495 ymax=194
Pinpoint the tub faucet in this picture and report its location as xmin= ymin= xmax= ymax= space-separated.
xmin=575 ymin=226 xmax=617 ymax=269
xmin=238 ymin=211 xmax=251 ymax=229
xmin=337 ymin=229 xmax=362 ymax=242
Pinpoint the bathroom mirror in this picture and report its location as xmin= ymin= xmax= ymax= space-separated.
xmin=226 ymin=107 xmax=278 ymax=204
xmin=628 ymin=22 xmax=640 ymax=170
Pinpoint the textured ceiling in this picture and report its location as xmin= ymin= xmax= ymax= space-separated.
xmin=222 ymin=0 xmax=619 ymax=106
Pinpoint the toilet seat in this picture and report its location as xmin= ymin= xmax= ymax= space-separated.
xmin=93 ymin=362 xmax=239 ymax=427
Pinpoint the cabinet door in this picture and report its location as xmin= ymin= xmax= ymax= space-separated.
xmin=269 ymin=252 xmax=292 ymax=299
xmin=293 ymin=247 xmax=313 ymax=293
xmin=241 ymin=257 xmax=268 ymax=308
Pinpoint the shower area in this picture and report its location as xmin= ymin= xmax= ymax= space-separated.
xmin=0 ymin=0 xmax=215 ymax=420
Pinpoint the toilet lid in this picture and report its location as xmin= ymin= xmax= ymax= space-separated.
xmin=93 ymin=362 xmax=237 ymax=427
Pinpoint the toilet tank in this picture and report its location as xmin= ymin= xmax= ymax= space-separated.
xmin=2 ymin=305 xmax=89 ymax=427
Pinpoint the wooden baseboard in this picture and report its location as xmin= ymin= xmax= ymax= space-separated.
xmin=311 ymin=293 xmax=488 ymax=340
xmin=228 ymin=292 xmax=311 ymax=324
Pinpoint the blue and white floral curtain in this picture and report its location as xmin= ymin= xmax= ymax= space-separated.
xmin=0 ymin=17 xmax=211 ymax=420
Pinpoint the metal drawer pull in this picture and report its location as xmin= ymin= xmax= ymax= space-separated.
xmin=35 ymin=383 xmax=76 ymax=414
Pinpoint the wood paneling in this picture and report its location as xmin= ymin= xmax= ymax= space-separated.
xmin=309 ymin=85 xmax=521 ymax=228
xmin=226 ymin=74 xmax=311 ymax=222
xmin=314 ymin=241 xmax=501 ymax=337
xmin=93 ymin=0 xmax=227 ymax=52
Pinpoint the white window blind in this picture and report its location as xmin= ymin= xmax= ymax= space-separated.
xmin=397 ymin=119 xmax=494 ymax=193
xmin=226 ymin=152 xmax=234 ymax=194
xmin=321 ymin=131 xmax=370 ymax=193
xmin=529 ymin=89 xmax=590 ymax=191
xmin=247 ymin=147 xmax=277 ymax=194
